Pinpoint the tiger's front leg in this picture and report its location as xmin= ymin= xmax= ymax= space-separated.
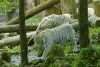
xmin=72 ymin=38 xmax=79 ymax=53
xmin=40 ymin=43 xmax=53 ymax=61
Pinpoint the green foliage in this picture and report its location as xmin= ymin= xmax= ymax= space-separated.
xmin=0 ymin=0 xmax=16 ymax=14
xmin=79 ymin=46 xmax=95 ymax=61
xmin=72 ymin=59 xmax=90 ymax=67
xmin=89 ymin=27 xmax=100 ymax=37
xmin=66 ymin=53 xmax=79 ymax=64
xmin=63 ymin=37 xmax=100 ymax=67
xmin=0 ymin=61 xmax=17 ymax=67
xmin=96 ymin=60 xmax=100 ymax=67
xmin=71 ymin=45 xmax=100 ymax=67
xmin=32 ymin=44 xmax=66 ymax=67
xmin=89 ymin=27 xmax=100 ymax=44
xmin=47 ymin=44 xmax=65 ymax=61
xmin=64 ymin=42 xmax=72 ymax=54
xmin=31 ymin=60 xmax=40 ymax=65
xmin=48 ymin=60 xmax=71 ymax=67
xmin=1 ymin=50 xmax=11 ymax=62
xmin=10 ymin=46 xmax=20 ymax=54
xmin=26 ymin=16 xmax=40 ymax=24
xmin=3 ymin=46 xmax=10 ymax=52
xmin=95 ymin=45 xmax=100 ymax=57
xmin=3 ymin=46 xmax=20 ymax=54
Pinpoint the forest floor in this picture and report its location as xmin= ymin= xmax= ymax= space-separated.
xmin=0 ymin=17 xmax=100 ymax=67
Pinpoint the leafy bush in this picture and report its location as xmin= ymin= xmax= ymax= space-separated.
xmin=64 ymin=42 xmax=73 ymax=54
xmin=71 ymin=45 xmax=100 ymax=67
xmin=46 ymin=44 xmax=65 ymax=64
xmin=1 ymin=50 xmax=11 ymax=62
xmin=49 ymin=60 xmax=71 ymax=67
xmin=96 ymin=60 xmax=100 ymax=67
xmin=72 ymin=59 xmax=90 ymax=67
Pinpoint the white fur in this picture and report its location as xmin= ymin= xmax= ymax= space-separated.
xmin=34 ymin=24 xmax=78 ymax=60
xmin=28 ymin=14 xmax=73 ymax=44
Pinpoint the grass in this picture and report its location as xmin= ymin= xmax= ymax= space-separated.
xmin=89 ymin=27 xmax=100 ymax=37
xmin=25 ymin=16 xmax=40 ymax=25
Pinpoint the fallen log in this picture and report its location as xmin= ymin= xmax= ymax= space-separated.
xmin=0 ymin=24 xmax=38 ymax=33
xmin=5 ymin=0 xmax=60 ymax=25
xmin=2 ymin=18 xmax=99 ymax=33
xmin=0 ymin=32 xmax=35 ymax=48
xmin=0 ymin=19 xmax=78 ymax=33
xmin=0 ymin=22 xmax=79 ymax=48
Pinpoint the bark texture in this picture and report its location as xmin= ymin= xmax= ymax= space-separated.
xmin=39 ymin=0 xmax=62 ymax=19
xmin=0 ymin=24 xmax=38 ymax=33
xmin=60 ymin=0 xmax=77 ymax=18
xmin=79 ymin=0 xmax=90 ymax=47
xmin=92 ymin=0 xmax=100 ymax=17
xmin=19 ymin=0 xmax=28 ymax=66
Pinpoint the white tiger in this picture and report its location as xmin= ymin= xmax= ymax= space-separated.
xmin=37 ymin=14 xmax=72 ymax=30
xmin=34 ymin=23 xmax=78 ymax=60
xmin=28 ymin=14 xmax=73 ymax=45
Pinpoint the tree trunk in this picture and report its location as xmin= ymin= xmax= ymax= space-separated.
xmin=19 ymin=0 xmax=28 ymax=66
xmin=92 ymin=0 xmax=100 ymax=17
xmin=60 ymin=0 xmax=77 ymax=18
xmin=39 ymin=0 xmax=62 ymax=19
xmin=26 ymin=0 xmax=35 ymax=10
xmin=79 ymin=0 xmax=90 ymax=48
xmin=5 ymin=0 xmax=60 ymax=25
xmin=33 ymin=0 xmax=40 ymax=6
xmin=24 ymin=0 xmax=28 ymax=10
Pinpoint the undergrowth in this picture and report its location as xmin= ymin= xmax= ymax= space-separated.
xmin=0 ymin=20 xmax=100 ymax=67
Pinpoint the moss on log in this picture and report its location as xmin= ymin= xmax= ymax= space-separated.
xmin=0 ymin=32 xmax=35 ymax=48
xmin=0 ymin=22 xmax=79 ymax=48
xmin=0 ymin=24 xmax=38 ymax=33
xmin=1 ymin=18 xmax=99 ymax=33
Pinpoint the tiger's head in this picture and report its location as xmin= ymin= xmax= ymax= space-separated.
xmin=62 ymin=14 xmax=73 ymax=24
xmin=34 ymin=32 xmax=45 ymax=50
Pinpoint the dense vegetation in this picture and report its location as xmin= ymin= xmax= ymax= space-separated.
xmin=0 ymin=17 xmax=100 ymax=67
